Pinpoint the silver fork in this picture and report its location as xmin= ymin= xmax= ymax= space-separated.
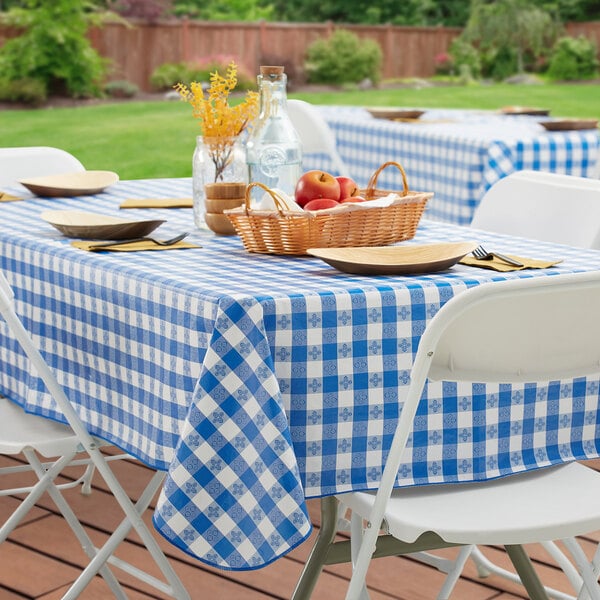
xmin=88 ymin=232 xmax=190 ymax=250
xmin=472 ymin=245 xmax=524 ymax=267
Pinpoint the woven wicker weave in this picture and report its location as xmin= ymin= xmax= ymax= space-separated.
xmin=225 ymin=161 xmax=432 ymax=255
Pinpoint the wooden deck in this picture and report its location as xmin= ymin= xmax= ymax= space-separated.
xmin=1 ymin=451 xmax=599 ymax=599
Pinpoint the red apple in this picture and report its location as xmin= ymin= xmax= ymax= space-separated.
xmin=295 ymin=170 xmax=341 ymax=207
xmin=340 ymin=195 xmax=366 ymax=203
xmin=303 ymin=198 xmax=340 ymax=211
xmin=336 ymin=176 xmax=359 ymax=200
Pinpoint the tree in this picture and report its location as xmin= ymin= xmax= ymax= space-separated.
xmin=172 ymin=0 xmax=273 ymax=20
xmin=108 ymin=0 xmax=172 ymax=21
xmin=462 ymin=0 xmax=561 ymax=74
xmin=269 ymin=0 xmax=472 ymax=25
xmin=540 ymin=0 xmax=600 ymax=22
xmin=168 ymin=0 xmax=600 ymax=26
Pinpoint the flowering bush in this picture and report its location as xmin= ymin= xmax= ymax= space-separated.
xmin=175 ymin=62 xmax=259 ymax=182
xmin=434 ymin=52 xmax=454 ymax=75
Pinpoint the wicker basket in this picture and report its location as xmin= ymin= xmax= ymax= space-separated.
xmin=225 ymin=161 xmax=432 ymax=255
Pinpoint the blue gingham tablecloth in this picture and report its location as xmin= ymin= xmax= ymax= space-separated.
xmin=1 ymin=178 xmax=600 ymax=570
xmin=310 ymin=106 xmax=600 ymax=226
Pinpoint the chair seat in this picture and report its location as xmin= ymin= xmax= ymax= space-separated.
xmin=337 ymin=462 xmax=600 ymax=545
xmin=0 ymin=396 xmax=81 ymax=457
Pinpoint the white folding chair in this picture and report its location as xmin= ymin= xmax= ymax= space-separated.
xmin=464 ymin=168 xmax=600 ymax=597
xmin=0 ymin=146 xmax=85 ymax=186
xmin=471 ymin=170 xmax=600 ymax=249
xmin=294 ymin=272 xmax=600 ymax=600
xmin=0 ymin=272 xmax=190 ymax=599
xmin=287 ymin=99 xmax=350 ymax=176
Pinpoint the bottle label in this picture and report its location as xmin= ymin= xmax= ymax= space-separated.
xmin=258 ymin=146 xmax=288 ymax=177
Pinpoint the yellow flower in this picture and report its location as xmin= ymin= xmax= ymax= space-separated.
xmin=175 ymin=62 xmax=258 ymax=182
xmin=175 ymin=62 xmax=258 ymax=139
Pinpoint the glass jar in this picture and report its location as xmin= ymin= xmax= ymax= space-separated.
xmin=192 ymin=135 xmax=247 ymax=230
xmin=246 ymin=66 xmax=302 ymax=202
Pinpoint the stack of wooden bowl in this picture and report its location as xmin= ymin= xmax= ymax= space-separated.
xmin=204 ymin=182 xmax=246 ymax=235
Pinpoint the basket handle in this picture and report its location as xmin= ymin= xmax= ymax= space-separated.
xmin=365 ymin=161 xmax=409 ymax=197
xmin=244 ymin=182 xmax=290 ymax=214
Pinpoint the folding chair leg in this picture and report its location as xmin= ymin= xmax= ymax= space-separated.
xmin=22 ymin=448 xmax=128 ymax=599
xmin=560 ymin=538 xmax=600 ymax=600
xmin=292 ymin=496 xmax=339 ymax=600
xmin=505 ymin=545 xmax=550 ymax=600
xmin=470 ymin=546 xmax=577 ymax=600
xmin=350 ymin=512 xmax=371 ymax=600
xmin=62 ymin=466 xmax=190 ymax=600
xmin=542 ymin=540 xmax=585 ymax=597
xmin=0 ymin=450 xmax=76 ymax=543
xmin=435 ymin=545 xmax=474 ymax=600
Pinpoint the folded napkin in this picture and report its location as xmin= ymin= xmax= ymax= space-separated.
xmin=460 ymin=254 xmax=562 ymax=272
xmin=0 ymin=191 xmax=24 ymax=202
xmin=120 ymin=198 xmax=193 ymax=209
xmin=71 ymin=239 xmax=201 ymax=252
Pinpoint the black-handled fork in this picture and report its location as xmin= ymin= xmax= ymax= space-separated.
xmin=88 ymin=232 xmax=189 ymax=250
xmin=472 ymin=245 xmax=524 ymax=267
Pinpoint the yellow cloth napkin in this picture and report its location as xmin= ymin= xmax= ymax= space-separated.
xmin=71 ymin=240 xmax=201 ymax=252
xmin=460 ymin=254 xmax=562 ymax=272
xmin=120 ymin=198 xmax=193 ymax=209
xmin=0 ymin=191 xmax=24 ymax=202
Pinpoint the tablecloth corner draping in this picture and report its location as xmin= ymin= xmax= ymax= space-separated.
xmin=154 ymin=294 xmax=312 ymax=570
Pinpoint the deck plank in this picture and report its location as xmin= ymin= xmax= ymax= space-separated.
xmin=1 ymin=452 xmax=599 ymax=599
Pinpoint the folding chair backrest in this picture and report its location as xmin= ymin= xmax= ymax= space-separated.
xmin=427 ymin=273 xmax=600 ymax=384
xmin=375 ymin=272 xmax=600 ymax=518
xmin=471 ymin=170 xmax=600 ymax=249
xmin=0 ymin=146 xmax=85 ymax=186
xmin=287 ymin=99 xmax=350 ymax=176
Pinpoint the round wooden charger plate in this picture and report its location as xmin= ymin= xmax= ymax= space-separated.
xmin=307 ymin=241 xmax=478 ymax=275
xmin=540 ymin=119 xmax=598 ymax=131
xmin=20 ymin=171 xmax=119 ymax=197
xmin=41 ymin=209 xmax=164 ymax=240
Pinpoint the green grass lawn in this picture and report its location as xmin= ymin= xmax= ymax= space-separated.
xmin=2 ymin=82 xmax=599 ymax=180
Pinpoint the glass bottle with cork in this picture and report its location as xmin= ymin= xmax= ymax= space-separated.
xmin=246 ymin=65 xmax=302 ymax=201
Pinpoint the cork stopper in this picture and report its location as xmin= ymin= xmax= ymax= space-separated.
xmin=260 ymin=65 xmax=285 ymax=80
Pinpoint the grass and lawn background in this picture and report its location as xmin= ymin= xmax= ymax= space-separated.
xmin=2 ymin=82 xmax=599 ymax=180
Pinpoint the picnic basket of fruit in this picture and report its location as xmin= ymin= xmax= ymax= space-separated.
xmin=224 ymin=161 xmax=433 ymax=255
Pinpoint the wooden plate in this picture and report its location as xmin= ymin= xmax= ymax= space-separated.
xmin=500 ymin=106 xmax=550 ymax=116
xmin=20 ymin=170 xmax=119 ymax=197
xmin=307 ymin=241 xmax=479 ymax=275
xmin=41 ymin=210 xmax=165 ymax=240
xmin=366 ymin=107 xmax=425 ymax=120
xmin=540 ymin=119 xmax=598 ymax=131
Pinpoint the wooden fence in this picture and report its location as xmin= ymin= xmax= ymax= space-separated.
xmin=2 ymin=19 xmax=600 ymax=92
xmin=87 ymin=19 xmax=462 ymax=91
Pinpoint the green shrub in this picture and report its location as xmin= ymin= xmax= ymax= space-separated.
xmin=104 ymin=79 xmax=139 ymax=98
xmin=449 ymin=38 xmax=481 ymax=80
xmin=304 ymin=30 xmax=383 ymax=86
xmin=0 ymin=0 xmax=108 ymax=98
xmin=150 ymin=57 xmax=255 ymax=91
xmin=0 ymin=77 xmax=48 ymax=105
xmin=150 ymin=62 xmax=191 ymax=90
xmin=547 ymin=35 xmax=599 ymax=80
xmin=486 ymin=46 xmax=518 ymax=80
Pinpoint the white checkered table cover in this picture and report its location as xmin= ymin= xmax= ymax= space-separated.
xmin=1 ymin=178 xmax=600 ymax=570
xmin=310 ymin=106 xmax=600 ymax=226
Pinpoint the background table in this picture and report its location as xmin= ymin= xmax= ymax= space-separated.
xmin=308 ymin=106 xmax=600 ymax=225
xmin=1 ymin=178 xmax=600 ymax=571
